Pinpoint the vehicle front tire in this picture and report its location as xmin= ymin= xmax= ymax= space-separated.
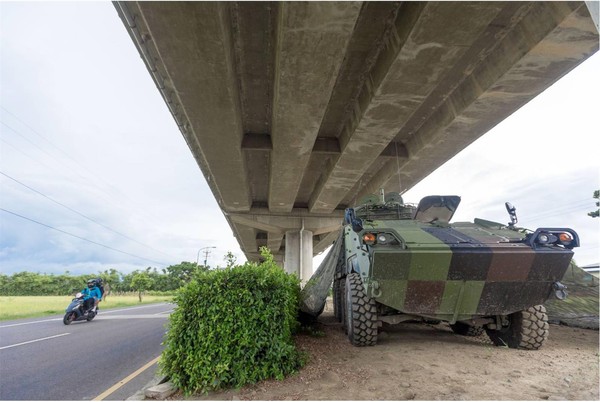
xmin=63 ymin=312 xmax=75 ymax=325
xmin=345 ymin=273 xmax=378 ymax=346
xmin=485 ymin=305 xmax=549 ymax=350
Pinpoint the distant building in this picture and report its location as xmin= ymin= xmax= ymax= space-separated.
xmin=581 ymin=263 xmax=600 ymax=278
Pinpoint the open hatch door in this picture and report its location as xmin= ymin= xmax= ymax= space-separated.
xmin=414 ymin=195 xmax=461 ymax=223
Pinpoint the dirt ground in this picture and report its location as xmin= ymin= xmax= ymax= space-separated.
xmin=177 ymin=302 xmax=599 ymax=401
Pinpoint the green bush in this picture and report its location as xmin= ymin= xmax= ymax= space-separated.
xmin=160 ymin=248 xmax=303 ymax=394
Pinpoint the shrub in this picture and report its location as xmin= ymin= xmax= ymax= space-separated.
xmin=160 ymin=248 xmax=303 ymax=394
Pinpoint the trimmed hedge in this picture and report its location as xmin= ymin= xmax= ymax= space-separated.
xmin=160 ymin=248 xmax=303 ymax=394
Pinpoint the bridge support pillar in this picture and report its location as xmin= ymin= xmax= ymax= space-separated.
xmin=284 ymin=229 xmax=313 ymax=286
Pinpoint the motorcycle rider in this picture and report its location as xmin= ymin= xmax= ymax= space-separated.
xmin=81 ymin=279 xmax=102 ymax=313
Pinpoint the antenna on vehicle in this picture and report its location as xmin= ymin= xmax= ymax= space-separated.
xmin=505 ymin=202 xmax=518 ymax=230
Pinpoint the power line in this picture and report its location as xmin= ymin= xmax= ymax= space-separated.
xmin=0 ymin=112 xmax=172 ymax=229
xmin=526 ymin=203 xmax=595 ymax=223
xmin=0 ymin=170 xmax=178 ymax=261
xmin=0 ymin=137 xmax=59 ymax=173
xmin=0 ymin=207 xmax=169 ymax=266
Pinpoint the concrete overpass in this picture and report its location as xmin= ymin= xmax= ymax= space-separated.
xmin=113 ymin=1 xmax=598 ymax=281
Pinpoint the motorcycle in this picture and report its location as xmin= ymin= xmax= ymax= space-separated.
xmin=63 ymin=292 xmax=97 ymax=325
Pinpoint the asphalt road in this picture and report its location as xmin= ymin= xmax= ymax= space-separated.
xmin=0 ymin=302 xmax=173 ymax=400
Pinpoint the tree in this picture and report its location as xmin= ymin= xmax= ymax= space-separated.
xmin=224 ymin=252 xmax=237 ymax=269
xmin=130 ymin=272 xmax=154 ymax=302
xmin=165 ymin=261 xmax=204 ymax=284
xmin=98 ymin=268 xmax=120 ymax=300
xmin=588 ymin=190 xmax=599 ymax=218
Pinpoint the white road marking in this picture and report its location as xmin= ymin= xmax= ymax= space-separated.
xmin=96 ymin=314 xmax=170 ymax=319
xmin=0 ymin=318 xmax=62 ymax=328
xmin=0 ymin=333 xmax=70 ymax=350
xmin=0 ymin=303 xmax=171 ymax=328
xmin=99 ymin=303 xmax=170 ymax=314
xmin=152 ymin=310 xmax=173 ymax=315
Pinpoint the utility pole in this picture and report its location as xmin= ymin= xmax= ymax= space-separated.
xmin=196 ymin=246 xmax=216 ymax=267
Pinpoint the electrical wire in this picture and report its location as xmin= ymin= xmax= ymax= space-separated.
xmin=0 ymin=170 xmax=178 ymax=260
xmin=0 ymin=207 xmax=169 ymax=266
xmin=0 ymin=111 xmax=173 ymax=229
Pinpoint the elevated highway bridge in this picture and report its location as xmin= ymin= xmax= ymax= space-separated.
xmin=114 ymin=1 xmax=598 ymax=281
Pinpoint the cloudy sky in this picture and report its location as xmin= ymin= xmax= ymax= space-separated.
xmin=1 ymin=2 xmax=598 ymax=276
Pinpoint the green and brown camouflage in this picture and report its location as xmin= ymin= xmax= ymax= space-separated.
xmin=333 ymin=193 xmax=579 ymax=348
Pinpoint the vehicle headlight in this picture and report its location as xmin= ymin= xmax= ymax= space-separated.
xmin=377 ymin=233 xmax=390 ymax=245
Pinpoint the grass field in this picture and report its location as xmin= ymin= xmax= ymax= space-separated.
xmin=0 ymin=295 xmax=174 ymax=321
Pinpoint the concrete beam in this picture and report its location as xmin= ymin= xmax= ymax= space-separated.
xmin=309 ymin=2 xmax=506 ymax=213
xmin=228 ymin=212 xmax=341 ymax=234
xmin=357 ymin=2 xmax=599 ymax=198
xmin=267 ymin=232 xmax=284 ymax=254
xmin=268 ymin=2 xmax=362 ymax=213
xmin=126 ymin=2 xmax=252 ymax=212
xmin=314 ymin=230 xmax=342 ymax=256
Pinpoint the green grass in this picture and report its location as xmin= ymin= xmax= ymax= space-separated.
xmin=0 ymin=295 xmax=174 ymax=321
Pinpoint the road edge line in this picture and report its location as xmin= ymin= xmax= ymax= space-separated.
xmin=93 ymin=355 xmax=161 ymax=401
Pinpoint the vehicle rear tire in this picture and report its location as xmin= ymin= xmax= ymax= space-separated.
xmin=450 ymin=322 xmax=484 ymax=337
xmin=63 ymin=312 xmax=75 ymax=325
xmin=86 ymin=311 xmax=96 ymax=322
xmin=485 ymin=305 xmax=549 ymax=350
xmin=345 ymin=273 xmax=378 ymax=346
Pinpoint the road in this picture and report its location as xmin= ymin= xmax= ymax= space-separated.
xmin=0 ymin=303 xmax=172 ymax=400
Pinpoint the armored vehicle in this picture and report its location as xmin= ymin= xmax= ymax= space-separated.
xmin=332 ymin=193 xmax=579 ymax=349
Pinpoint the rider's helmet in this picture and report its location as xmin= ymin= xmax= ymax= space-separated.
xmin=87 ymin=279 xmax=97 ymax=289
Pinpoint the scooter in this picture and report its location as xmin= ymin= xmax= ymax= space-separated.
xmin=63 ymin=292 xmax=97 ymax=325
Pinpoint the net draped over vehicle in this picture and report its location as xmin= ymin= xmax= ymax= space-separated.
xmin=299 ymin=230 xmax=343 ymax=316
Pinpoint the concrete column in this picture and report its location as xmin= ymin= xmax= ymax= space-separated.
xmin=284 ymin=229 xmax=313 ymax=286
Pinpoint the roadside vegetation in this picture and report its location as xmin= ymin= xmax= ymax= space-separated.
xmin=0 ymin=261 xmax=205 ymax=320
xmin=0 ymin=294 xmax=173 ymax=321
xmin=161 ymin=248 xmax=304 ymax=395
xmin=0 ymin=261 xmax=204 ymax=297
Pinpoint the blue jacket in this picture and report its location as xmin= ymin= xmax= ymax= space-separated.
xmin=82 ymin=286 xmax=102 ymax=301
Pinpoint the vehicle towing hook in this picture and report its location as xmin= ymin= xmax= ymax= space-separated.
xmin=553 ymin=281 xmax=568 ymax=300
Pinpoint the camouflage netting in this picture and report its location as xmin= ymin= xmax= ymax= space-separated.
xmin=546 ymin=263 xmax=599 ymax=330
xmin=299 ymin=230 xmax=343 ymax=316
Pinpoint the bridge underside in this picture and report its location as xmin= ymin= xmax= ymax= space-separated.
xmin=114 ymin=1 xmax=598 ymax=274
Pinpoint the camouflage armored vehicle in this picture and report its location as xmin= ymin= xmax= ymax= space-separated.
xmin=332 ymin=193 xmax=579 ymax=349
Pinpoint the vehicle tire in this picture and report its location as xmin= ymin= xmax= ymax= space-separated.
xmin=333 ymin=279 xmax=343 ymax=322
xmin=485 ymin=305 xmax=549 ymax=350
xmin=339 ymin=278 xmax=346 ymax=331
xmin=450 ymin=322 xmax=484 ymax=337
xmin=345 ymin=273 xmax=378 ymax=346
xmin=63 ymin=312 xmax=75 ymax=325
xmin=86 ymin=311 xmax=96 ymax=322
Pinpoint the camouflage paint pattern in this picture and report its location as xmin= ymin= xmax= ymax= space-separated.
xmin=347 ymin=219 xmax=574 ymax=321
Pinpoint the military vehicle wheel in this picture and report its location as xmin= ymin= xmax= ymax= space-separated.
xmin=485 ymin=305 xmax=549 ymax=350
xmin=341 ymin=279 xmax=347 ymax=332
xmin=345 ymin=273 xmax=378 ymax=346
xmin=450 ymin=322 xmax=484 ymax=337
xmin=333 ymin=279 xmax=342 ymax=322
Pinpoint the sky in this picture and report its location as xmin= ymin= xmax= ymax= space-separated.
xmin=0 ymin=2 xmax=598 ymax=277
